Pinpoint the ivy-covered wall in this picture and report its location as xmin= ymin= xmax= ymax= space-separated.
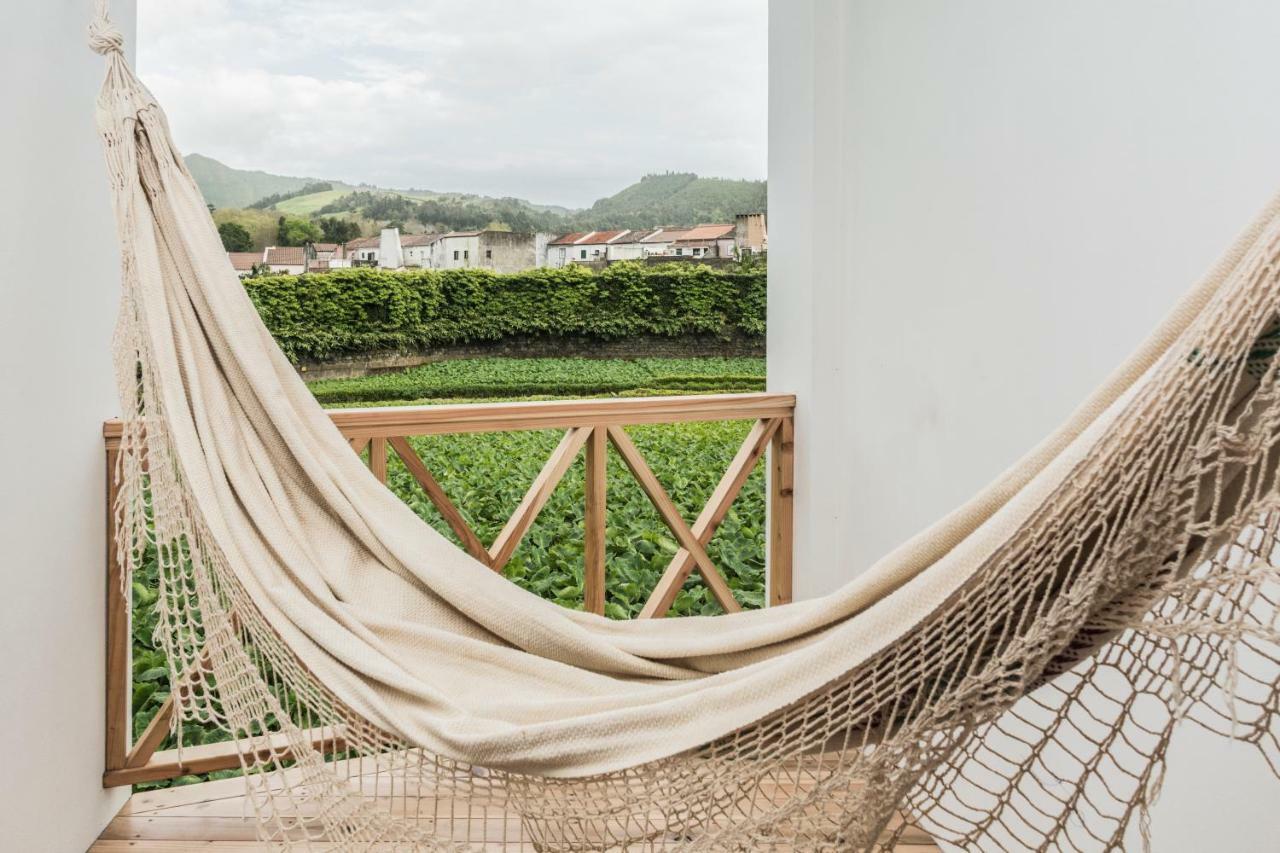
xmin=243 ymin=262 xmax=767 ymax=362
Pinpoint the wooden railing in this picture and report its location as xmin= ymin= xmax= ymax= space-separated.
xmin=101 ymin=392 xmax=795 ymax=786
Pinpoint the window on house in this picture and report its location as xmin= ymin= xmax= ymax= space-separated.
xmin=486 ymin=249 xmax=492 ymax=259
xmin=453 ymin=250 xmax=460 ymax=260
xmin=675 ymin=248 xmax=683 ymax=256
xmin=464 ymin=250 xmax=469 ymax=260
xmin=580 ymin=249 xmax=587 ymax=259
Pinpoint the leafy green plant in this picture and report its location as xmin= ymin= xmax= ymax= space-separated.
xmin=307 ymin=356 xmax=765 ymax=404
xmin=244 ymin=263 xmax=766 ymax=361
xmin=217 ymin=221 xmax=252 ymax=252
xmin=377 ymin=420 xmax=765 ymax=618
xmin=275 ymin=215 xmax=322 ymax=247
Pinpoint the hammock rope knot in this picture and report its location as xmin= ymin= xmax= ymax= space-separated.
xmin=88 ymin=0 xmax=123 ymax=57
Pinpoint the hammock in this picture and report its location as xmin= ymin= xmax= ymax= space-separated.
xmin=90 ymin=6 xmax=1280 ymax=851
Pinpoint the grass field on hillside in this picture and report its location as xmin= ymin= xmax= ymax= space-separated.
xmin=272 ymin=188 xmax=362 ymax=216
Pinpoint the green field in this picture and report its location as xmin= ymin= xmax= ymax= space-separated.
xmin=271 ymin=188 xmax=361 ymax=216
xmin=130 ymin=356 xmax=770 ymax=786
xmin=307 ymin=356 xmax=766 ymax=405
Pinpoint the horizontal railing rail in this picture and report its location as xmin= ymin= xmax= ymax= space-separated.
xmin=102 ymin=391 xmax=795 ymax=787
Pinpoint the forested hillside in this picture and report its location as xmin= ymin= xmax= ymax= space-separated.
xmin=189 ymin=155 xmax=766 ymax=246
xmin=185 ymin=154 xmax=348 ymax=209
xmin=576 ymin=173 xmax=767 ymax=230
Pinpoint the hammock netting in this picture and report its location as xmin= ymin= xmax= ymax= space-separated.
xmin=91 ymin=5 xmax=1280 ymax=850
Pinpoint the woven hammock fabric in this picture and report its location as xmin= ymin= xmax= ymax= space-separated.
xmin=91 ymin=6 xmax=1280 ymax=851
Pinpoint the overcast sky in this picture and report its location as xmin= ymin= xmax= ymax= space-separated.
xmin=138 ymin=0 xmax=767 ymax=209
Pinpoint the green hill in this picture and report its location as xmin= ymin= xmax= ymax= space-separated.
xmin=576 ymin=173 xmax=767 ymax=230
xmin=185 ymin=154 xmax=348 ymax=209
xmin=187 ymin=156 xmax=765 ymax=234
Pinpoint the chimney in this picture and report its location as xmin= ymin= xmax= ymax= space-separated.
xmin=379 ymin=227 xmax=404 ymax=269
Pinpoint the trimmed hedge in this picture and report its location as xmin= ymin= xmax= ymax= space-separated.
xmin=243 ymin=262 xmax=766 ymax=362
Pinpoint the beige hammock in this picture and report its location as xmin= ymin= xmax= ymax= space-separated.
xmin=90 ymin=5 xmax=1279 ymax=851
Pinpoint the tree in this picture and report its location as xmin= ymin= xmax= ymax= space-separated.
xmin=276 ymin=215 xmax=322 ymax=247
xmin=217 ymin=221 xmax=253 ymax=252
xmin=317 ymin=217 xmax=361 ymax=244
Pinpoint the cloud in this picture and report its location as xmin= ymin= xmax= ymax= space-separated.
xmin=137 ymin=0 xmax=767 ymax=208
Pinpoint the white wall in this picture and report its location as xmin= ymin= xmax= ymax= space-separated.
xmin=769 ymin=1 xmax=1280 ymax=849
xmin=0 ymin=1 xmax=135 ymax=849
xmin=432 ymin=235 xmax=480 ymax=269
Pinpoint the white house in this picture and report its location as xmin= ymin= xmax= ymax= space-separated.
xmin=545 ymin=232 xmax=589 ymax=268
xmin=401 ymin=234 xmax=436 ymax=268
xmin=574 ymin=230 xmax=627 ymax=262
xmin=309 ymin=242 xmax=341 ymax=262
xmin=544 ymin=227 xmax=739 ymax=265
xmin=227 ymin=251 xmax=262 ymax=277
xmin=430 ymin=231 xmax=482 ymax=269
xmin=307 ymin=242 xmax=351 ymax=271
xmin=344 ymin=235 xmax=381 ymax=266
xmin=638 ymin=227 xmax=687 ymax=256
xmin=604 ymin=229 xmax=661 ymax=261
xmin=262 ymin=246 xmax=305 ymax=274
xmin=343 ymin=230 xmax=542 ymax=271
xmin=667 ymin=224 xmax=736 ymax=259
xmin=544 ymin=230 xmax=629 ymax=266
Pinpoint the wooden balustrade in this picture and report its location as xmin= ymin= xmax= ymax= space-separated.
xmin=101 ymin=392 xmax=796 ymax=787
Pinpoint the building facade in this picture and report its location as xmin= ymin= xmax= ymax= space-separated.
xmin=227 ymin=251 xmax=262 ymax=277
xmin=544 ymin=223 xmax=758 ymax=265
xmin=668 ymin=224 xmax=737 ymax=258
xmin=401 ymin=234 xmax=435 ymax=267
xmin=263 ymin=246 xmax=305 ymax=274
xmin=344 ymin=235 xmax=381 ymax=266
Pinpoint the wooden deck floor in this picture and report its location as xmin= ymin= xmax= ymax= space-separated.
xmin=90 ymin=773 xmax=941 ymax=851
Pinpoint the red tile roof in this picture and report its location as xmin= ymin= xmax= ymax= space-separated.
xmin=400 ymin=234 xmax=437 ymax=247
xmin=673 ymin=224 xmax=735 ymax=242
xmin=611 ymin=229 xmax=659 ymax=244
xmin=345 ymin=236 xmax=381 ymax=250
xmin=549 ymin=232 xmax=588 ymax=246
xmin=227 ymin=251 xmax=261 ymax=271
xmin=311 ymin=242 xmax=339 ymax=252
xmin=575 ymin=230 xmax=629 ymax=245
xmin=642 ymin=228 xmax=688 ymax=243
xmin=265 ymin=246 xmax=306 ymax=266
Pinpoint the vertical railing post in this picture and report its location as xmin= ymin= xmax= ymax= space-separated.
xmin=769 ymin=415 xmax=795 ymax=606
xmin=369 ymin=437 xmax=388 ymax=483
xmin=104 ymin=442 xmax=129 ymax=777
xmin=583 ymin=425 xmax=607 ymax=615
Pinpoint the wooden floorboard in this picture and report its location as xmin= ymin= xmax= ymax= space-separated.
xmin=90 ymin=777 xmax=942 ymax=852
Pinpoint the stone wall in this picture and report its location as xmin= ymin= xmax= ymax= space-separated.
xmin=478 ymin=230 xmax=538 ymax=273
xmin=296 ymin=332 xmax=765 ymax=380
